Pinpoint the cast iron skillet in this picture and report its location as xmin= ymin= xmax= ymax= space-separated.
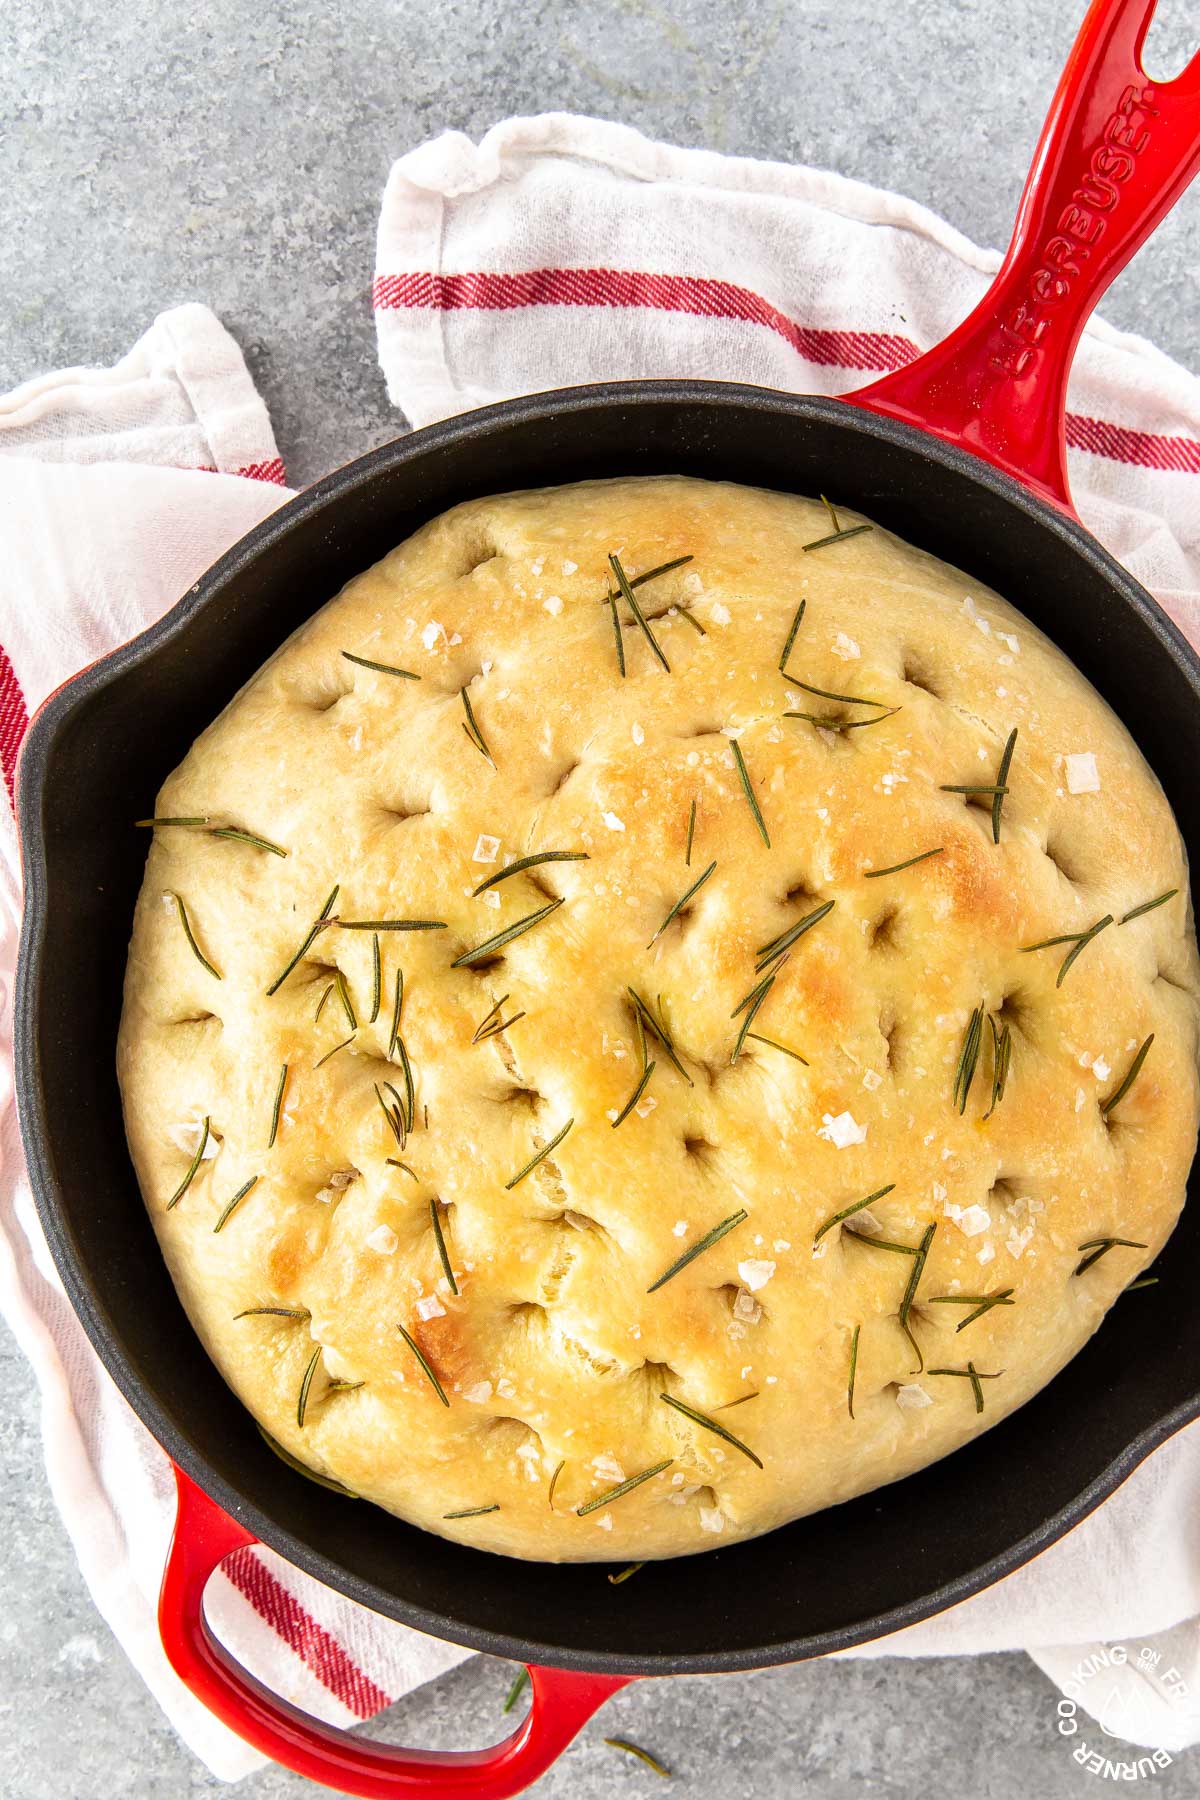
xmin=14 ymin=3 xmax=1200 ymax=1794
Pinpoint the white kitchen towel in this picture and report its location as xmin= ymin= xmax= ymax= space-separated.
xmin=3 ymin=116 xmax=1200 ymax=1785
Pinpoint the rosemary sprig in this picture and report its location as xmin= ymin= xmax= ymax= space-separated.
xmin=755 ymin=899 xmax=834 ymax=970
xmin=504 ymin=1118 xmax=574 ymax=1189
xmin=600 ymin=555 xmax=694 ymax=603
xmin=1121 ymin=889 xmax=1178 ymax=924
xmin=609 ymin=554 xmax=670 ymax=673
xmin=337 ymin=918 xmax=446 ymax=932
xmin=848 ymin=1322 xmax=860 ymax=1419
xmin=685 ymin=798 xmax=697 ymax=866
xmin=1074 ymin=1236 xmax=1148 ymax=1276
xmin=266 ymin=883 xmax=339 ymax=995
xmin=235 ymin=1306 xmax=310 ymax=1320
xmin=813 ymin=1183 xmax=897 ymax=1245
xmin=605 ymin=1740 xmax=671 ymax=1779
xmin=397 ymin=1321 xmax=449 ymax=1405
xmin=168 ymin=893 xmax=222 ymax=979
xmin=627 ymin=988 xmax=693 ymax=1087
xmin=166 ymin=1116 xmax=211 ymax=1210
xmin=1100 ymin=1035 xmax=1154 ymax=1116
xmin=268 ymin=1065 xmax=288 ymax=1148
xmin=472 ymin=994 xmax=527 ymax=1043
xmin=953 ymin=1004 xmax=985 ymax=1114
xmin=472 ymin=850 xmax=588 ymax=896
xmin=297 ymin=1347 xmax=322 ymax=1428
xmin=745 ymin=1033 xmax=809 ymax=1064
xmin=1021 ymin=914 xmax=1114 ymax=987
xmin=660 ymin=1392 xmax=763 ymax=1468
xmin=864 ymin=848 xmax=944 ymax=879
xmin=929 ymin=1289 xmax=1015 ymax=1330
xmin=612 ymin=1060 xmax=657 ymax=1128
xmin=548 ymin=1460 xmax=565 ymax=1509
xmin=649 ymin=860 xmax=716 ymax=947
xmin=451 ymin=897 xmax=564 ymax=968
xmin=460 ymin=686 xmax=495 ymax=767
xmin=430 ymin=1198 xmax=459 ymax=1295
xmin=213 ymin=1175 xmax=260 ymax=1233
xmin=334 ymin=967 xmax=357 ymax=1031
xmin=731 ymin=738 xmax=770 ymax=848
xmin=898 ymin=1222 xmax=936 ymax=1372
xmin=991 ymin=728 xmax=1018 ymax=843
xmin=731 ymin=968 xmax=776 ymax=1063
xmin=503 ymin=1669 xmax=530 ymax=1712
xmin=784 ymin=706 xmax=901 ymax=732
xmin=341 ymin=650 xmax=419 ymax=680
xmin=577 ymin=1459 xmax=674 ymax=1516
xmin=315 ymin=1033 xmax=355 ymax=1069
xmin=608 ymin=1564 xmax=644 ymax=1586
xmin=443 ymin=1503 xmax=500 ymax=1519
xmin=983 ymin=1014 xmax=1012 ymax=1120
xmin=388 ymin=968 xmax=404 ymax=1059
xmin=647 ymin=1209 xmax=748 ymax=1293
xmin=369 ymin=933 xmax=382 ymax=1024
xmin=928 ymin=1363 xmax=1001 ymax=1414
xmin=779 ymin=597 xmax=806 ymax=674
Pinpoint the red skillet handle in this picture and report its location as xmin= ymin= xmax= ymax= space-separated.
xmin=848 ymin=0 xmax=1200 ymax=514
xmin=159 ymin=1468 xmax=633 ymax=1799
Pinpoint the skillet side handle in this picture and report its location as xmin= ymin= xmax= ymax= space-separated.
xmin=159 ymin=1468 xmax=632 ymax=1800
xmin=846 ymin=0 xmax=1200 ymax=514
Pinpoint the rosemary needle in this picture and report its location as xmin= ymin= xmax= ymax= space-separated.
xmin=452 ymin=897 xmax=564 ymax=968
xmin=213 ymin=1175 xmax=260 ymax=1233
xmin=504 ymin=1118 xmax=574 ymax=1189
xmin=627 ymin=989 xmax=693 ymax=1086
xmin=266 ymin=884 xmax=340 ymax=995
xmin=600 ymin=555 xmax=693 ymax=603
xmin=604 ymin=1739 xmax=671 ymax=1780
xmin=1100 ymin=1035 xmax=1155 ymax=1116
xmin=208 ymin=827 xmax=288 ymax=857
xmin=236 ymin=1306 xmax=310 ymax=1320
xmin=577 ymin=1460 xmax=674 ymax=1516
xmin=813 ymin=1183 xmax=897 ymax=1245
xmin=1075 ymin=1236 xmax=1148 ymax=1275
xmin=503 ymin=1669 xmax=530 ymax=1712
xmin=848 ymin=1323 xmax=860 ymax=1419
xmin=731 ymin=972 xmax=775 ymax=1063
xmin=268 ymin=1065 xmax=288 ymax=1148
xmin=256 ymin=1424 xmax=359 ymax=1497
xmin=376 ymin=1081 xmax=407 ymax=1148
xmin=685 ymin=798 xmax=697 ymax=866
xmin=337 ymin=919 xmax=447 ymax=932
xmin=607 ymin=588 xmax=626 ymax=677
xmin=660 ymin=1392 xmax=763 ymax=1468
xmin=386 ymin=1159 xmax=419 ymax=1179
xmin=755 ymin=899 xmax=834 ymax=969
xmin=898 ymin=1222 xmax=936 ymax=1372
xmin=341 ymin=650 xmax=419 ymax=680
xmin=731 ymin=738 xmax=770 ymax=847
xmin=430 ymin=1199 xmax=459 ymax=1295
xmin=1121 ymin=889 xmax=1178 ymax=924
xmin=648 ymin=860 xmax=716 ymax=947
xmin=1127 ymin=1276 xmax=1159 ymax=1292
xmin=608 ymin=1563 xmax=644 ymax=1586
xmin=927 ymin=1363 xmax=1000 ymax=1413
xmin=864 ymin=847 xmax=944 ymax=879
xmin=166 ymin=1116 xmax=210 ymax=1209
xmin=444 ymin=1504 xmax=501 ymax=1519
xmin=779 ymin=597 xmax=806 ymax=674
xmin=991 ymin=728 xmax=1018 ymax=843
xmin=789 ymin=679 xmax=888 ymax=709
xmin=983 ymin=1014 xmax=1013 ymax=1120
xmin=334 ymin=967 xmax=357 ymax=1032
xmin=647 ymin=1210 xmax=748 ymax=1292
xmin=369 ymin=932 xmax=382 ymax=1024
xmin=460 ymin=685 xmax=496 ymax=767
xmin=953 ymin=1004 xmax=985 ymax=1114
xmin=297 ymin=1348 xmax=322 ymax=1428
xmin=168 ymin=892 xmax=222 ymax=979
xmin=784 ymin=706 xmax=901 ymax=732
xmin=547 ymin=1461 xmax=565 ymax=1509
xmin=473 ymin=851 xmax=588 ymax=896
xmin=609 ymin=553 xmax=670 ymax=673
xmin=315 ymin=1031 xmax=356 ymax=1068
xmin=388 ymin=967 xmax=404 ymax=1059
xmin=929 ymin=1289 xmax=1015 ymax=1330
xmin=397 ymin=1322 xmax=449 ymax=1405
xmin=612 ymin=1060 xmax=656 ymax=1128
xmin=746 ymin=1033 xmax=809 ymax=1064
xmin=802 ymin=523 xmax=873 ymax=552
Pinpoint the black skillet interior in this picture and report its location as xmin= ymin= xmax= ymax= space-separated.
xmin=16 ymin=381 xmax=1200 ymax=1676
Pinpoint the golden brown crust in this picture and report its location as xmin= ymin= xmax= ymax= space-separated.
xmin=117 ymin=476 xmax=1200 ymax=1560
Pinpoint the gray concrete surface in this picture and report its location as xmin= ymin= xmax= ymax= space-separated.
xmin=2 ymin=0 xmax=1200 ymax=1795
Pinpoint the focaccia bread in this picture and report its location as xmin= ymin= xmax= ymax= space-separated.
xmin=117 ymin=476 xmax=1200 ymax=1561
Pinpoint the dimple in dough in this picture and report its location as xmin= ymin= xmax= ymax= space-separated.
xmin=118 ymin=476 xmax=1200 ymax=1561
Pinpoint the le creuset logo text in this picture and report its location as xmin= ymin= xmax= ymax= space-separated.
xmin=1054 ymin=1641 xmax=1190 ymax=1782
xmin=992 ymin=82 xmax=1159 ymax=378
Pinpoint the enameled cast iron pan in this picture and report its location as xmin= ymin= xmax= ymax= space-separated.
xmin=14 ymin=3 xmax=1200 ymax=1793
